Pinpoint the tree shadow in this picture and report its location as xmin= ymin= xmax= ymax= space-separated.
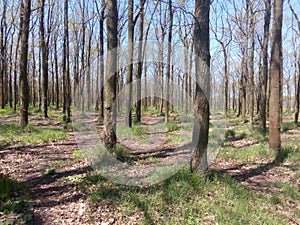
xmin=211 ymin=147 xmax=290 ymax=183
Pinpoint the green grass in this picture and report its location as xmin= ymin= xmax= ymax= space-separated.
xmin=0 ymin=123 xmax=67 ymax=148
xmin=0 ymin=107 xmax=18 ymax=116
xmin=57 ymin=114 xmax=71 ymax=123
xmin=0 ymin=174 xmax=32 ymax=223
xmin=73 ymin=150 xmax=84 ymax=161
xmin=218 ymin=142 xmax=273 ymax=162
xmin=141 ymin=106 xmax=160 ymax=116
xmin=117 ymin=123 xmax=149 ymax=140
xmin=139 ymin=157 xmax=162 ymax=165
xmin=166 ymin=135 xmax=192 ymax=144
xmin=166 ymin=122 xmax=180 ymax=132
xmin=79 ymin=168 xmax=287 ymax=224
xmin=281 ymin=121 xmax=300 ymax=132
xmin=108 ymin=145 xmax=136 ymax=164
xmin=45 ymin=167 xmax=56 ymax=175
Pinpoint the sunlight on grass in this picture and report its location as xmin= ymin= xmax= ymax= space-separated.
xmin=218 ymin=143 xmax=273 ymax=162
xmin=0 ymin=123 xmax=67 ymax=148
xmin=79 ymin=168 xmax=287 ymax=225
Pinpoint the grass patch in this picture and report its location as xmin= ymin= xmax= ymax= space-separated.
xmin=73 ymin=150 xmax=84 ymax=161
xmin=139 ymin=157 xmax=162 ymax=165
xmin=141 ymin=106 xmax=159 ymax=116
xmin=0 ymin=174 xmax=32 ymax=223
xmin=281 ymin=121 xmax=300 ymax=132
xmin=166 ymin=135 xmax=191 ymax=144
xmin=131 ymin=123 xmax=146 ymax=136
xmin=218 ymin=143 xmax=273 ymax=162
xmin=108 ymin=145 xmax=136 ymax=164
xmin=0 ymin=123 xmax=67 ymax=148
xmin=0 ymin=107 xmax=18 ymax=116
xmin=57 ymin=114 xmax=71 ymax=123
xmin=79 ymin=168 xmax=287 ymax=224
xmin=166 ymin=122 xmax=180 ymax=132
xmin=45 ymin=167 xmax=56 ymax=175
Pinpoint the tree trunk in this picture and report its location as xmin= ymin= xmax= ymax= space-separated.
xmin=54 ymin=37 xmax=59 ymax=109
xmin=289 ymin=1 xmax=300 ymax=124
xmin=259 ymin=0 xmax=271 ymax=130
xmin=269 ymin=0 xmax=283 ymax=151
xmin=165 ymin=0 xmax=173 ymax=123
xmin=295 ymin=54 xmax=300 ymax=123
xmin=190 ymin=0 xmax=210 ymax=172
xmin=104 ymin=0 xmax=118 ymax=147
xmin=39 ymin=0 xmax=49 ymax=118
xmin=249 ymin=5 xmax=255 ymax=126
xmin=136 ymin=0 xmax=145 ymax=123
xmin=0 ymin=1 xmax=7 ymax=109
xmin=241 ymin=0 xmax=250 ymax=122
xmin=63 ymin=0 xmax=71 ymax=119
xmin=14 ymin=30 xmax=21 ymax=111
xmin=19 ymin=0 xmax=31 ymax=126
xmin=99 ymin=0 xmax=105 ymax=118
xmin=126 ymin=0 xmax=134 ymax=127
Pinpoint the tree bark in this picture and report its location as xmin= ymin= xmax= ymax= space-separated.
xmin=104 ymin=0 xmax=118 ymax=147
xmin=126 ymin=0 xmax=134 ymax=127
xmin=259 ymin=0 xmax=271 ymax=131
xmin=288 ymin=0 xmax=300 ymax=124
xmin=54 ymin=36 xmax=59 ymax=109
xmin=165 ymin=0 xmax=173 ymax=123
xmin=63 ymin=0 xmax=71 ymax=119
xmin=39 ymin=0 xmax=49 ymax=118
xmin=269 ymin=0 xmax=283 ymax=151
xmin=136 ymin=0 xmax=145 ymax=123
xmin=249 ymin=5 xmax=255 ymax=126
xmin=19 ymin=0 xmax=31 ymax=126
xmin=0 ymin=1 xmax=7 ymax=109
xmin=190 ymin=0 xmax=210 ymax=172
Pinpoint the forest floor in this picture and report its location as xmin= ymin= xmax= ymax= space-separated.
xmin=0 ymin=107 xmax=299 ymax=224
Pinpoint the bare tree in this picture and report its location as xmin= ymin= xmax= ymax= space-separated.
xmin=63 ymin=0 xmax=71 ymax=119
xmin=259 ymin=0 xmax=271 ymax=131
xmin=190 ymin=0 xmax=210 ymax=172
xmin=165 ymin=0 xmax=173 ymax=123
xmin=135 ymin=0 xmax=146 ymax=122
xmin=19 ymin=0 xmax=31 ymax=126
xmin=0 ymin=1 xmax=7 ymax=109
xmin=288 ymin=0 xmax=300 ymax=124
xmin=125 ymin=0 xmax=134 ymax=127
xmin=39 ymin=0 xmax=49 ymax=118
xmin=103 ymin=0 xmax=118 ymax=147
xmin=269 ymin=0 xmax=283 ymax=151
xmin=211 ymin=2 xmax=232 ymax=117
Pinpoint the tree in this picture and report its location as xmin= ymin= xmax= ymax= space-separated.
xmin=165 ymin=0 xmax=173 ymax=123
xmin=63 ymin=0 xmax=71 ymax=119
xmin=125 ymin=0 xmax=134 ymax=127
xmin=211 ymin=2 xmax=232 ymax=117
xmin=103 ymin=0 xmax=118 ymax=147
xmin=19 ymin=0 xmax=31 ymax=126
xmin=0 ymin=0 xmax=7 ymax=109
xmin=288 ymin=0 xmax=300 ymax=124
xmin=269 ymin=0 xmax=283 ymax=151
xmin=135 ymin=0 xmax=145 ymax=123
xmin=190 ymin=0 xmax=210 ymax=172
xmin=94 ymin=0 xmax=105 ymax=119
xmin=259 ymin=0 xmax=271 ymax=131
xmin=39 ymin=0 xmax=49 ymax=118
